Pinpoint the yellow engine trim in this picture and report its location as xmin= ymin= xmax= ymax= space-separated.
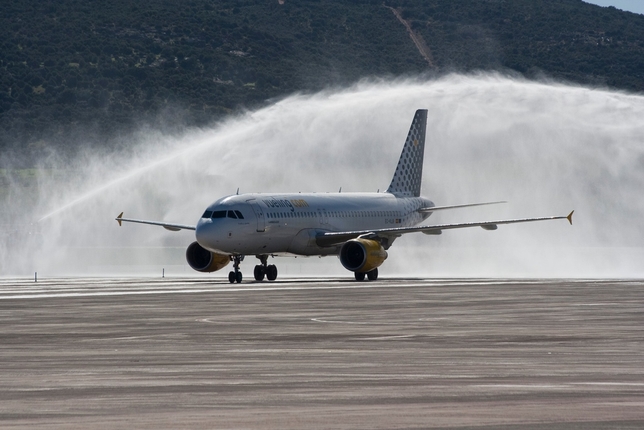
xmin=339 ymin=238 xmax=388 ymax=273
xmin=186 ymin=241 xmax=230 ymax=272
xmin=206 ymin=253 xmax=231 ymax=272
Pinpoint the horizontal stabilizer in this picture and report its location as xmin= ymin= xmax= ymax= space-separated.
xmin=418 ymin=201 xmax=506 ymax=213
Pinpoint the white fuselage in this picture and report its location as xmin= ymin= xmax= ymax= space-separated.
xmin=195 ymin=193 xmax=434 ymax=256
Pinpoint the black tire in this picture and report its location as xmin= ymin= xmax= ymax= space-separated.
xmin=254 ymin=265 xmax=265 ymax=281
xmin=354 ymin=272 xmax=366 ymax=281
xmin=228 ymin=271 xmax=236 ymax=284
xmin=266 ymin=265 xmax=278 ymax=281
xmin=367 ymin=268 xmax=378 ymax=281
xmin=236 ymin=271 xmax=243 ymax=283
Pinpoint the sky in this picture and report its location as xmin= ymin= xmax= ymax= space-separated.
xmin=583 ymin=0 xmax=644 ymax=14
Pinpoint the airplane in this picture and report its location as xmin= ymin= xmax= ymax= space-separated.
xmin=116 ymin=109 xmax=573 ymax=283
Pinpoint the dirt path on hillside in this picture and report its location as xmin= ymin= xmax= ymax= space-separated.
xmin=385 ymin=5 xmax=435 ymax=68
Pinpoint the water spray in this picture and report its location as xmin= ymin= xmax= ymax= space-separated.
xmin=2 ymin=74 xmax=643 ymax=277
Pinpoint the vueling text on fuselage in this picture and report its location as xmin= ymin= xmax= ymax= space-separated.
xmin=262 ymin=198 xmax=310 ymax=209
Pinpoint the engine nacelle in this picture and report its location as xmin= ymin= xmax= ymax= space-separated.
xmin=186 ymin=241 xmax=230 ymax=272
xmin=339 ymin=238 xmax=388 ymax=273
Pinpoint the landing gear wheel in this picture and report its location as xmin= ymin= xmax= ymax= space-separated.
xmin=367 ymin=268 xmax=378 ymax=281
xmin=230 ymin=255 xmax=244 ymax=284
xmin=254 ymin=265 xmax=265 ymax=281
xmin=266 ymin=264 xmax=278 ymax=281
xmin=354 ymin=272 xmax=366 ymax=281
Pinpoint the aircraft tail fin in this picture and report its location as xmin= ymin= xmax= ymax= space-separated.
xmin=386 ymin=109 xmax=428 ymax=197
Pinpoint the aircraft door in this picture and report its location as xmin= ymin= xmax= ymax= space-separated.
xmin=248 ymin=200 xmax=266 ymax=232
xmin=318 ymin=209 xmax=328 ymax=226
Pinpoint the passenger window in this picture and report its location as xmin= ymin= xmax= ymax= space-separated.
xmin=235 ymin=210 xmax=244 ymax=219
xmin=202 ymin=210 xmax=213 ymax=218
xmin=211 ymin=211 xmax=226 ymax=218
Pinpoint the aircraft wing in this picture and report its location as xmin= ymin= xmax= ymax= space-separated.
xmin=316 ymin=211 xmax=574 ymax=248
xmin=115 ymin=212 xmax=196 ymax=231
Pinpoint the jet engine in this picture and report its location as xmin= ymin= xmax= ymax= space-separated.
xmin=339 ymin=238 xmax=388 ymax=273
xmin=186 ymin=241 xmax=230 ymax=272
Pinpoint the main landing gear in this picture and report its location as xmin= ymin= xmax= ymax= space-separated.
xmin=228 ymin=255 xmax=278 ymax=283
xmin=354 ymin=268 xmax=378 ymax=281
xmin=253 ymin=255 xmax=278 ymax=281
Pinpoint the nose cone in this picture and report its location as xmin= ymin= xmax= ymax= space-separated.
xmin=195 ymin=218 xmax=219 ymax=251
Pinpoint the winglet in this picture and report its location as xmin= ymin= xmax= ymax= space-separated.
xmin=567 ymin=210 xmax=574 ymax=225
xmin=116 ymin=212 xmax=123 ymax=227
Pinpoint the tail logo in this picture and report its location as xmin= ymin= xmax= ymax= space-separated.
xmin=386 ymin=109 xmax=428 ymax=198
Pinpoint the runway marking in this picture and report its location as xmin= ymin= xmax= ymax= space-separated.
xmin=311 ymin=318 xmax=369 ymax=325
xmin=360 ymin=334 xmax=416 ymax=340
xmin=197 ymin=318 xmax=226 ymax=324
xmin=571 ymin=382 xmax=644 ymax=386
xmin=0 ymin=281 xmax=442 ymax=300
xmin=571 ymin=303 xmax=634 ymax=307
xmin=472 ymin=382 xmax=644 ymax=390
xmin=473 ymin=384 xmax=572 ymax=389
xmin=0 ymin=278 xmax=641 ymax=300
xmin=82 ymin=334 xmax=188 ymax=341
xmin=310 ymin=318 xmax=402 ymax=325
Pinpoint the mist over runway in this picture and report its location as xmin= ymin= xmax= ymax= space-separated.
xmin=1 ymin=277 xmax=643 ymax=429
xmin=2 ymin=74 xmax=644 ymax=277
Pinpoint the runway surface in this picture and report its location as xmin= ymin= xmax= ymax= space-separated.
xmin=0 ymin=277 xmax=643 ymax=429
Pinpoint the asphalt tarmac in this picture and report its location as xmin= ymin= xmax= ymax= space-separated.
xmin=0 ymin=277 xmax=642 ymax=429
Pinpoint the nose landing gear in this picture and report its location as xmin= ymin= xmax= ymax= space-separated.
xmin=228 ymin=255 xmax=244 ymax=284
xmin=254 ymin=255 xmax=278 ymax=281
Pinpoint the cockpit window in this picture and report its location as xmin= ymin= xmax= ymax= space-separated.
xmin=227 ymin=210 xmax=237 ymax=219
xmin=202 ymin=210 xmax=213 ymax=218
xmin=235 ymin=210 xmax=244 ymax=219
xmin=211 ymin=210 xmax=226 ymax=218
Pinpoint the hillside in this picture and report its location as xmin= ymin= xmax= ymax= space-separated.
xmin=2 ymin=0 xmax=644 ymax=162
